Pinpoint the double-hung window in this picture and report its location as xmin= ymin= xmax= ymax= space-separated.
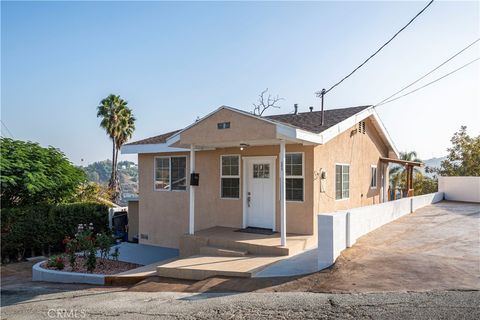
xmin=335 ymin=164 xmax=350 ymax=200
xmin=154 ymin=156 xmax=187 ymax=191
xmin=370 ymin=165 xmax=377 ymax=189
xmin=286 ymin=153 xmax=304 ymax=201
xmin=221 ymin=155 xmax=240 ymax=199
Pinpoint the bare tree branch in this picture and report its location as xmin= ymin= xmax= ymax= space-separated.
xmin=252 ymin=88 xmax=284 ymax=116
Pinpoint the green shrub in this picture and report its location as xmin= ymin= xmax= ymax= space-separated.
xmin=97 ymin=231 xmax=115 ymax=261
xmin=63 ymin=236 xmax=79 ymax=271
xmin=1 ymin=202 xmax=109 ymax=263
xmin=85 ymin=246 xmax=97 ymax=273
xmin=47 ymin=255 xmax=65 ymax=270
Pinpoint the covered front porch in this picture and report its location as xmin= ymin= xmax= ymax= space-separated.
xmin=185 ymin=138 xmax=305 ymax=248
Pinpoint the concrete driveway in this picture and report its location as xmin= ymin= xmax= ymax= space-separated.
xmin=263 ymin=200 xmax=480 ymax=292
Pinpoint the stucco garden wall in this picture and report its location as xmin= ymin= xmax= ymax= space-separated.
xmin=438 ymin=176 xmax=480 ymax=203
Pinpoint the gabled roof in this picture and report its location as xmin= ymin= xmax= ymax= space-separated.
xmin=266 ymin=106 xmax=370 ymax=134
xmin=122 ymin=105 xmax=398 ymax=158
xmin=125 ymin=106 xmax=370 ymax=146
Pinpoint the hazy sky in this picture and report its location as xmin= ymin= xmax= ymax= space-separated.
xmin=2 ymin=1 xmax=479 ymax=165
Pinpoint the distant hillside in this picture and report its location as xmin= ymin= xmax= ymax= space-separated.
xmin=83 ymin=160 xmax=138 ymax=185
xmin=421 ymin=156 xmax=446 ymax=177
xmin=423 ymin=157 xmax=446 ymax=169
xmin=82 ymin=160 xmax=138 ymax=205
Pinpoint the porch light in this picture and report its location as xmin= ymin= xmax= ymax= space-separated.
xmin=240 ymin=143 xmax=249 ymax=151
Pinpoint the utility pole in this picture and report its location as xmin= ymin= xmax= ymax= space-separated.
xmin=320 ymin=88 xmax=326 ymax=126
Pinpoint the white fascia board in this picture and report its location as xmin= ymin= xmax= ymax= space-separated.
xmin=165 ymin=132 xmax=180 ymax=146
xmin=121 ymin=143 xmax=188 ymax=154
xmin=276 ymin=123 xmax=323 ymax=144
xmin=371 ymin=109 xmax=399 ymax=158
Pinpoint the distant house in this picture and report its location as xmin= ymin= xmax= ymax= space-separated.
xmin=122 ymin=105 xmax=400 ymax=250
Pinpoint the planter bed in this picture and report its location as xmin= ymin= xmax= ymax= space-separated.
xmin=42 ymin=256 xmax=141 ymax=275
xmin=33 ymin=258 xmax=142 ymax=285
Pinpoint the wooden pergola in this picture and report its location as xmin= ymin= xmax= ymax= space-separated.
xmin=379 ymin=157 xmax=423 ymax=199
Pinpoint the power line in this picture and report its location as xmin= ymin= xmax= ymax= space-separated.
xmin=375 ymin=57 xmax=479 ymax=107
xmin=375 ymin=38 xmax=480 ymax=106
xmin=317 ymin=0 xmax=435 ymax=96
xmin=0 ymin=120 xmax=14 ymax=138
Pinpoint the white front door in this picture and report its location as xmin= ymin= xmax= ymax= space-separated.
xmin=244 ymin=157 xmax=276 ymax=230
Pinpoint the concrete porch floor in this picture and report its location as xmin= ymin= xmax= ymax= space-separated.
xmin=157 ymin=226 xmax=316 ymax=280
xmin=179 ymin=226 xmax=316 ymax=257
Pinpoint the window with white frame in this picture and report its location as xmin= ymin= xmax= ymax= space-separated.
xmin=286 ymin=153 xmax=303 ymax=201
xmin=154 ymin=156 xmax=187 ymax=191
xmin=370 ymin=165 xmax=377 ymax=189
xmin=221 ymin=155 xmax=240 ymax=199
xmin=335 ymin=164 xmax=350 ymax=200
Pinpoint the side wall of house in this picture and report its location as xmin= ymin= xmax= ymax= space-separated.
xmin=313 ymin=116 xmax=389 ymax=218
xmin=138 ymin=145 xmax=315 ymax=248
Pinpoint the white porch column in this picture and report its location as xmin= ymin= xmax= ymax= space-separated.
xmin=189 ymin=145 xmax=195 ymax=235
xmin=279 ymin=140 xmax=287 ymax=247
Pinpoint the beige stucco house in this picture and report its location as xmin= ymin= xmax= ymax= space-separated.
xmin=122 ymin=105 xmax=398 ymax=251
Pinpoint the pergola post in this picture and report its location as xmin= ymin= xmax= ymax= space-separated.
xmin=407 ymin=165 xmax=414 ymax=197
xmin=279 ymin=140 xmax=286 ymax=247
xmin=189 ymin=145 xmax=195 ymax=235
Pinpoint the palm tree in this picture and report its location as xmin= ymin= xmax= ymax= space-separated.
xmin=96 ymin=94 xmax=135 ymax=200
xmin=389 ymin=151 xmax=423 ymax=197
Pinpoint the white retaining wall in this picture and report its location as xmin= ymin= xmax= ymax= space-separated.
xmin=32 ymin=261 xmax=105 ymax=285
xmin=318 ymin=192 xmax=444 ymax=269
xmin=438 ymin=176 xmax=480 ymax=203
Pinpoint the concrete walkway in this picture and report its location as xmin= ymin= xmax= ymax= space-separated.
xmin=103 ymin=242 xmax=178 ymax=265
xmin=254 ymin=247 xmax=319 ymax=277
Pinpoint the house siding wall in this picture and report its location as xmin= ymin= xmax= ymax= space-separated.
xmin=137 ymin=145 xmax=314 ymax=248
xmin=313 ymin=117 xmax=389 ymax=217
xmin=177 ymin=108 xmax=277 ymax=147
xmin=137 ymin=115 xmax=391 ymax=249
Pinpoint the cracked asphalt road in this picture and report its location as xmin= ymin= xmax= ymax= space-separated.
xmin=1 ymin=288 xmax=479 ymax=319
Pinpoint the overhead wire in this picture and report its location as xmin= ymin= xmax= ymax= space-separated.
xmin=375 ymin=57 xmax=480 ymax=107
xmin=318 ymin=0 xmax=435 ymax=96
xmin=374 ymin=38 xmax=480 ymax=106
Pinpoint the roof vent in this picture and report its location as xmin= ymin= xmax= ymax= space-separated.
xmin=294 ymin=104 xmax=298 ymax=115
xmin=309 ymin=106 xmax=313 ymax=112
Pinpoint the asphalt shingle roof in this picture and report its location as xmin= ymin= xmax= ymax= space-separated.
xmin=125 ymin=129 xmax=181 ymax=145
xmin=125 ymin=106 xmax=371 ymax=145
xmin=265 ymin=105 xmax=370 ymax=134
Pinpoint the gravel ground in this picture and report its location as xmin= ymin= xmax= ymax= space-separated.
xmin=1 ymin=288 xmax=479 ymax=319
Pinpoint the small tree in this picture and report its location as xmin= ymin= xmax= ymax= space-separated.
xmin=437 ymin=126 xmax=480 ymax=176
xmin=0 ymin=138 xmax=86 ymax=207
xmin=252 ymin=88 xmax=283 ymax=116
xmin=413 ymin=173 xmax=438 ymax=195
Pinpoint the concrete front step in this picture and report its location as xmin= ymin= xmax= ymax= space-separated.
xmin=199 ymin=246 xmax=248 ymax=257
xmin=156 ymin=254 xmax=285 ymax=280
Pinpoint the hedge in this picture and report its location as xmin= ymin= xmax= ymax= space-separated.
xmin=1 ymin=202 xmax=109 ymax=263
